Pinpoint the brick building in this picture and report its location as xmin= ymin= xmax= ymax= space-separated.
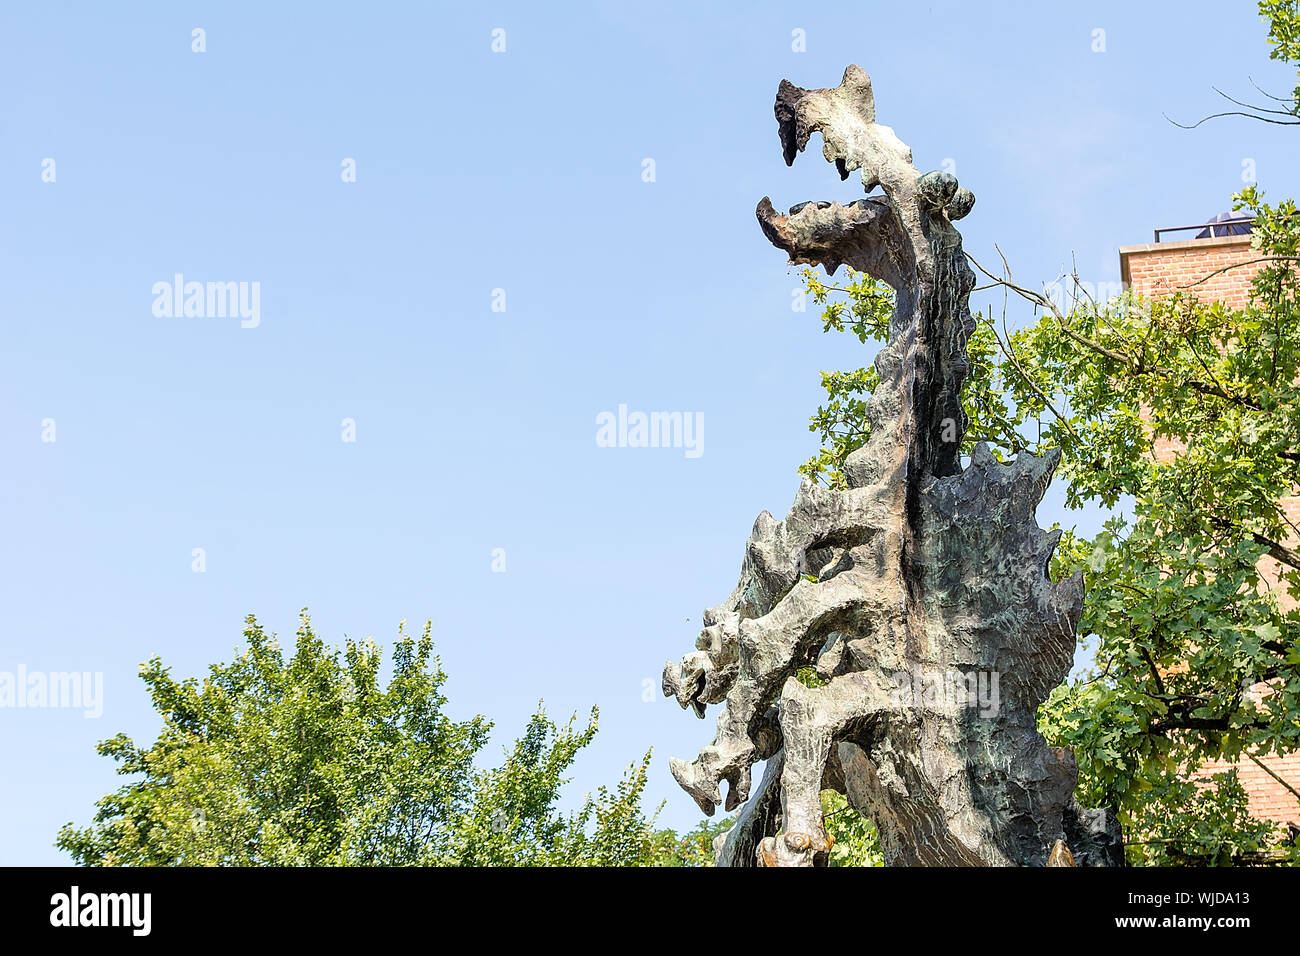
xmin=1119 ymin=221 xmax=1300 ymax=835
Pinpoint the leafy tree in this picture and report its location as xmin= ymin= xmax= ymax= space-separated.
xmin=822 ymin=791 xmax=884 ymax=867
xmin=1264 ymin=0 xmax=1300 ymax=105
xmin=1173 ymin=1 xmax=1299 ymax=128
xmin=57 ymin=612 xmax=666 ymax=866
xmin=447 ymin=707 xmax=660 ymax=866
xmin=647 ymin=817 xmax=737 ymax=867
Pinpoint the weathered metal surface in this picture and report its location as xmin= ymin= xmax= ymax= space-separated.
xmin=662 ymin=66 xmax=1122 ymax=867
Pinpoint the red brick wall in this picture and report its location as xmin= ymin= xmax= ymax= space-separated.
xmin=1127 ymin=236 xmax=1295 ymax=609
xmin=1247 ymin=755 xmax=1300 ymax=828
xmin=1200 ymin=752 xmax=1300 ymax=830
xmin=1121 ymin=234 xmax=1300 ymax=832
xmin=1120 ymin=236 xmax=1260 ymax=310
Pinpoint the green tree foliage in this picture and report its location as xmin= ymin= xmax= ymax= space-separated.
xmin=57 ymin=612 xmax=671 ymax=866
xmin=1262 ymin=0 xmax=1300 ymax=111
xmin=822 ymin=791 xmax=884 ymax=866
xmin=647 ymin=817 xmax=737 ymax=866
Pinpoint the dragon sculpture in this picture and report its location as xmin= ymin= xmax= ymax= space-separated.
xmin=661 ymin=65 xmax=1122 ymax=867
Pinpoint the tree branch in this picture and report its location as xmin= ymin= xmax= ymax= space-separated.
xmin=1176 ymin=256 xmax=1300 ymax=291
xmin=1163 ymin=109 xmax=1300 ymax=128
xmin=1248 ymin=752 xmax=1300 ymax=807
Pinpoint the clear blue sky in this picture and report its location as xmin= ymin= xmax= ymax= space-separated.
xmin=2 ymin=1 xmax=1295 ymax=865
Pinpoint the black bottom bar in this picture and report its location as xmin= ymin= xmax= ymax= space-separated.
xmin=6 ymin=866 xmax=1294 ymax=941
